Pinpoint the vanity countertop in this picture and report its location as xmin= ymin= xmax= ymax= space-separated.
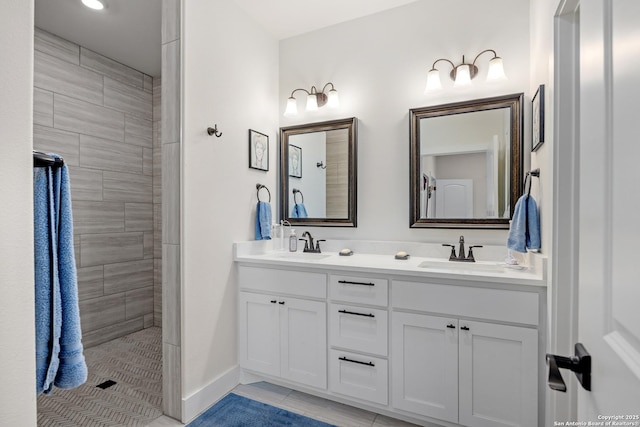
xmin=234 ymin=241 xmax=546 ymax=288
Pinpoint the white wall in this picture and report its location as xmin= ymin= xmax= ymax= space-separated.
xmin=181 ymin=0 xmax=279 ymax=405
xmin=280 ymin=0 xmax=530 ymax=246
xmin=530 ymin=0 xmax=576 ymax=424
xmin=530 ymin=0 xmax=556 ymax=257
xmin=0 ymin=0 xmax=37 ymax=424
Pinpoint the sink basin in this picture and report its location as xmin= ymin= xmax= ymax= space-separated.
xmin=417 ymin=260 xmax=505 ymax=273
xmin=267 ymin=252 xmax=332 ymax=261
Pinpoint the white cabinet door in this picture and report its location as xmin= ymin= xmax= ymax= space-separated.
xmin=458 ymin=320 xmax=538 ymax=427
xmin=391 ymin=312 xmax=459 ymax=423
xmin=280 ymin=297 xmax=327 ymax=389
xmin=239 ymin=292 xmax=280 ymax=377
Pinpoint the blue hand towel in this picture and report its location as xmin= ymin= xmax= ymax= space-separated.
xmin=52 ymin=160 xmax=87 ymax=391
xmin=34 ymin=166 xmax=59 ymax=395
xmin=507 ymin=194 xmax=541 ymax=253
xmin=291 ymin=203 xmax=308 ymax=218
xmin=255 ymin=201 xmax=272 ymax=240
xmin=34 ymin=156 xmax=87 ymax=395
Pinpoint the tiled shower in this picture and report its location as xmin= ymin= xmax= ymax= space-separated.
xmin=33 ymin=28 xmax=162 ymax=348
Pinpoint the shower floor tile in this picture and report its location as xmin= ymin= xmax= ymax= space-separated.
xmin=37 ymin=326 xmax=162 ymax=426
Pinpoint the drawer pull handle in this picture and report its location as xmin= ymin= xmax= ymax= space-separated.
xmin=270 ymin=300 xmax=277 ymax=304
xmin=446 ymin=324 xmax=456 ymax=329
xmin=278 ymin=301 xmax=285 ymax=305
xmin=460 ymin=326 xmax=470 ymax=331
xmin=339 ymin=356 xmax=375 ymax=367
xmin=338 ymin=280 xmax=375 ymax=287
xmin=338 ymin=309 xmax=375 ymax=318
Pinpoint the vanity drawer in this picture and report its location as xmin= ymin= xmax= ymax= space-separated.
xmin=238 ymin=266 xmax=326 ymax=299
xmin=329 ymin=275 xmax=388 ymax=306
xmin=329 ymin=303 xmax=388 ymax=356
xmin=329 ymin=349 xmax=388 ymax=406
xmin=392 ymin=280 xmax=539 ymax=326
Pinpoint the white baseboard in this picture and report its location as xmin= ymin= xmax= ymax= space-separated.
xmin=181 ymin=365 xmax=240 ymax=423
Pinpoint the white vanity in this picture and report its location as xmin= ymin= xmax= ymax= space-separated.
xmin=235 ymin=240 xmax=546 ymax=427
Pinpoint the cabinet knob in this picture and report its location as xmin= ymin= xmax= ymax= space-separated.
xmin=446 ymin=324 xmax=456 ymax=329
xmin=460 ymin=326 xmax=470 ymax=331
xmin=270 ymin=300 xmax=277 ymax=304
xmin=278 ymin=301 xmax=285 ymax=305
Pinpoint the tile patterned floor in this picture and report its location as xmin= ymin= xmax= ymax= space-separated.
xmin=37 ymin=327 xmax=163 ymax=426
xmin=37 ymin=326 xmax=420 ymax=427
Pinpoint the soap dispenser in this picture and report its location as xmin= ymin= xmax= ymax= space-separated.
xmin=289 ymin=229 xmax=297 ymax=252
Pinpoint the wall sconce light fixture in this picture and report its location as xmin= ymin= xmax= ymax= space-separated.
xmin=425 ymin=49 xmax=506 ymax=92
xmin=284 ymin=82 xmax=339 ymax=116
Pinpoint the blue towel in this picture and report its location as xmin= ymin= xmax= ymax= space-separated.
xmin=291 ymin=203 xmax=308 ymax=218
xmin=34 ymin=166 xmax=59 ymax=395
xmin=255 ymin=201 xmax=272 ymax=240
xmin=507 ymin=194 xmax=541 ymax=253
xmin=34 ymin=156 xmax=87 ymax=395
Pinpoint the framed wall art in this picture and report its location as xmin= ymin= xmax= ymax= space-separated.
xmin=532 ymin=84 xmax=545 ymax=152
xmin=289 ymin=144 xmax=302 ymax=178
xmin=249 ymin=129 xmax=269 ymax=171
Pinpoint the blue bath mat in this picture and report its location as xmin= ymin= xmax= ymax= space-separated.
xmin=187 ymin=393 xmax=337 ymax=427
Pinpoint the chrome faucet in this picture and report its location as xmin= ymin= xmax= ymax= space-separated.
xmin=442 ymin=236 xmax=483 ymax=262
xmin=458 ymin=235 xmax=466 ymax=261
xmin=300 ymin=231 xmax=325 ymax=253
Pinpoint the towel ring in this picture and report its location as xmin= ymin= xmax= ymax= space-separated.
xmin=256 ymin=184 xmax=271 ymax=203
xmin=525 ymin=169 xmax=540 ymax=197
xmin=293 ymin=188 xmax=304 ymax=204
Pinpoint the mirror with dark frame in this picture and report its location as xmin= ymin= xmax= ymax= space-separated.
xmin=280 ymin=117 xmax=357 ymax=227
xmin=410 ymin=93 xmax=523 ymax=228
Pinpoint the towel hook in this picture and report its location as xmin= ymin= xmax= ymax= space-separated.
xmin=292 ymin=188 xmax=304 ymax=204
xmin=207 ymin=124 xmax=222 ymax=137
xmin=256 ymin=183 xmax=271 ymax=203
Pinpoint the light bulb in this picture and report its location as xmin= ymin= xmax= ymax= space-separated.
xmin=454 ymin=64 xmax=472 ymax=87
xmin=486 ymin=57 xmax=507 ymax=82
xmin=82 ymin=0 xmax=105 ymax=10
xmin=425 ymin=68 xmax=442 ymax=92
xmin=306 ymin=93 xmax=318 ymax=111
xmin=327 ymin=89 xmax=340 ymax=108
xmin=284 ymin=97 xmax=298 ymax=116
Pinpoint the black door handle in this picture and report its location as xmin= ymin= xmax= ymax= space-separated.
xmin=270 ymin=300 xmax=277 ymax=304
xmin=546 ymin=343 xmax=591 ymax=392
xmin=278 ymin=301 xmax=285 ymax=305
xmin=338 ymin=309 xmax=375 ymax=318
xmin=446 ymin=324 xmax=456 ymax=329
xmin=460 ymin=326 xmax=470 ymax=331
xmin=338 ymin=356 xmax=375 ymax=367
xmin=338 ymin=280 xmax=375 ymax=286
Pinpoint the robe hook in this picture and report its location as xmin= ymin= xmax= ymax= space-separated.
xmin=207 ymin=125 xmax=222 ymax=137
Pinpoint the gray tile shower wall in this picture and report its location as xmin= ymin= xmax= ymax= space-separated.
xmin=33 ymin=27 xmax=161 ymax=348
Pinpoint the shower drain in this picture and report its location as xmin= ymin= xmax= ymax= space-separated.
xmin=96 ymin=379 xmax=117 ymax=389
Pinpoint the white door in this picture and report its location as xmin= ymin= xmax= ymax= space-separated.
xmin=577 ymin=0 xmax=640 ymax=418
xmin=391 ymin=312 xmax=459 ymax=423
xmin=435 ymin=179 xmax=473 ymax=218
xmin=280 ymin=297 xmax=327 ymax=389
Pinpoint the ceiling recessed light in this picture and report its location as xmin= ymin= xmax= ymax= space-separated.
xmin=82 ymin=0 xmax=105 ymax=10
